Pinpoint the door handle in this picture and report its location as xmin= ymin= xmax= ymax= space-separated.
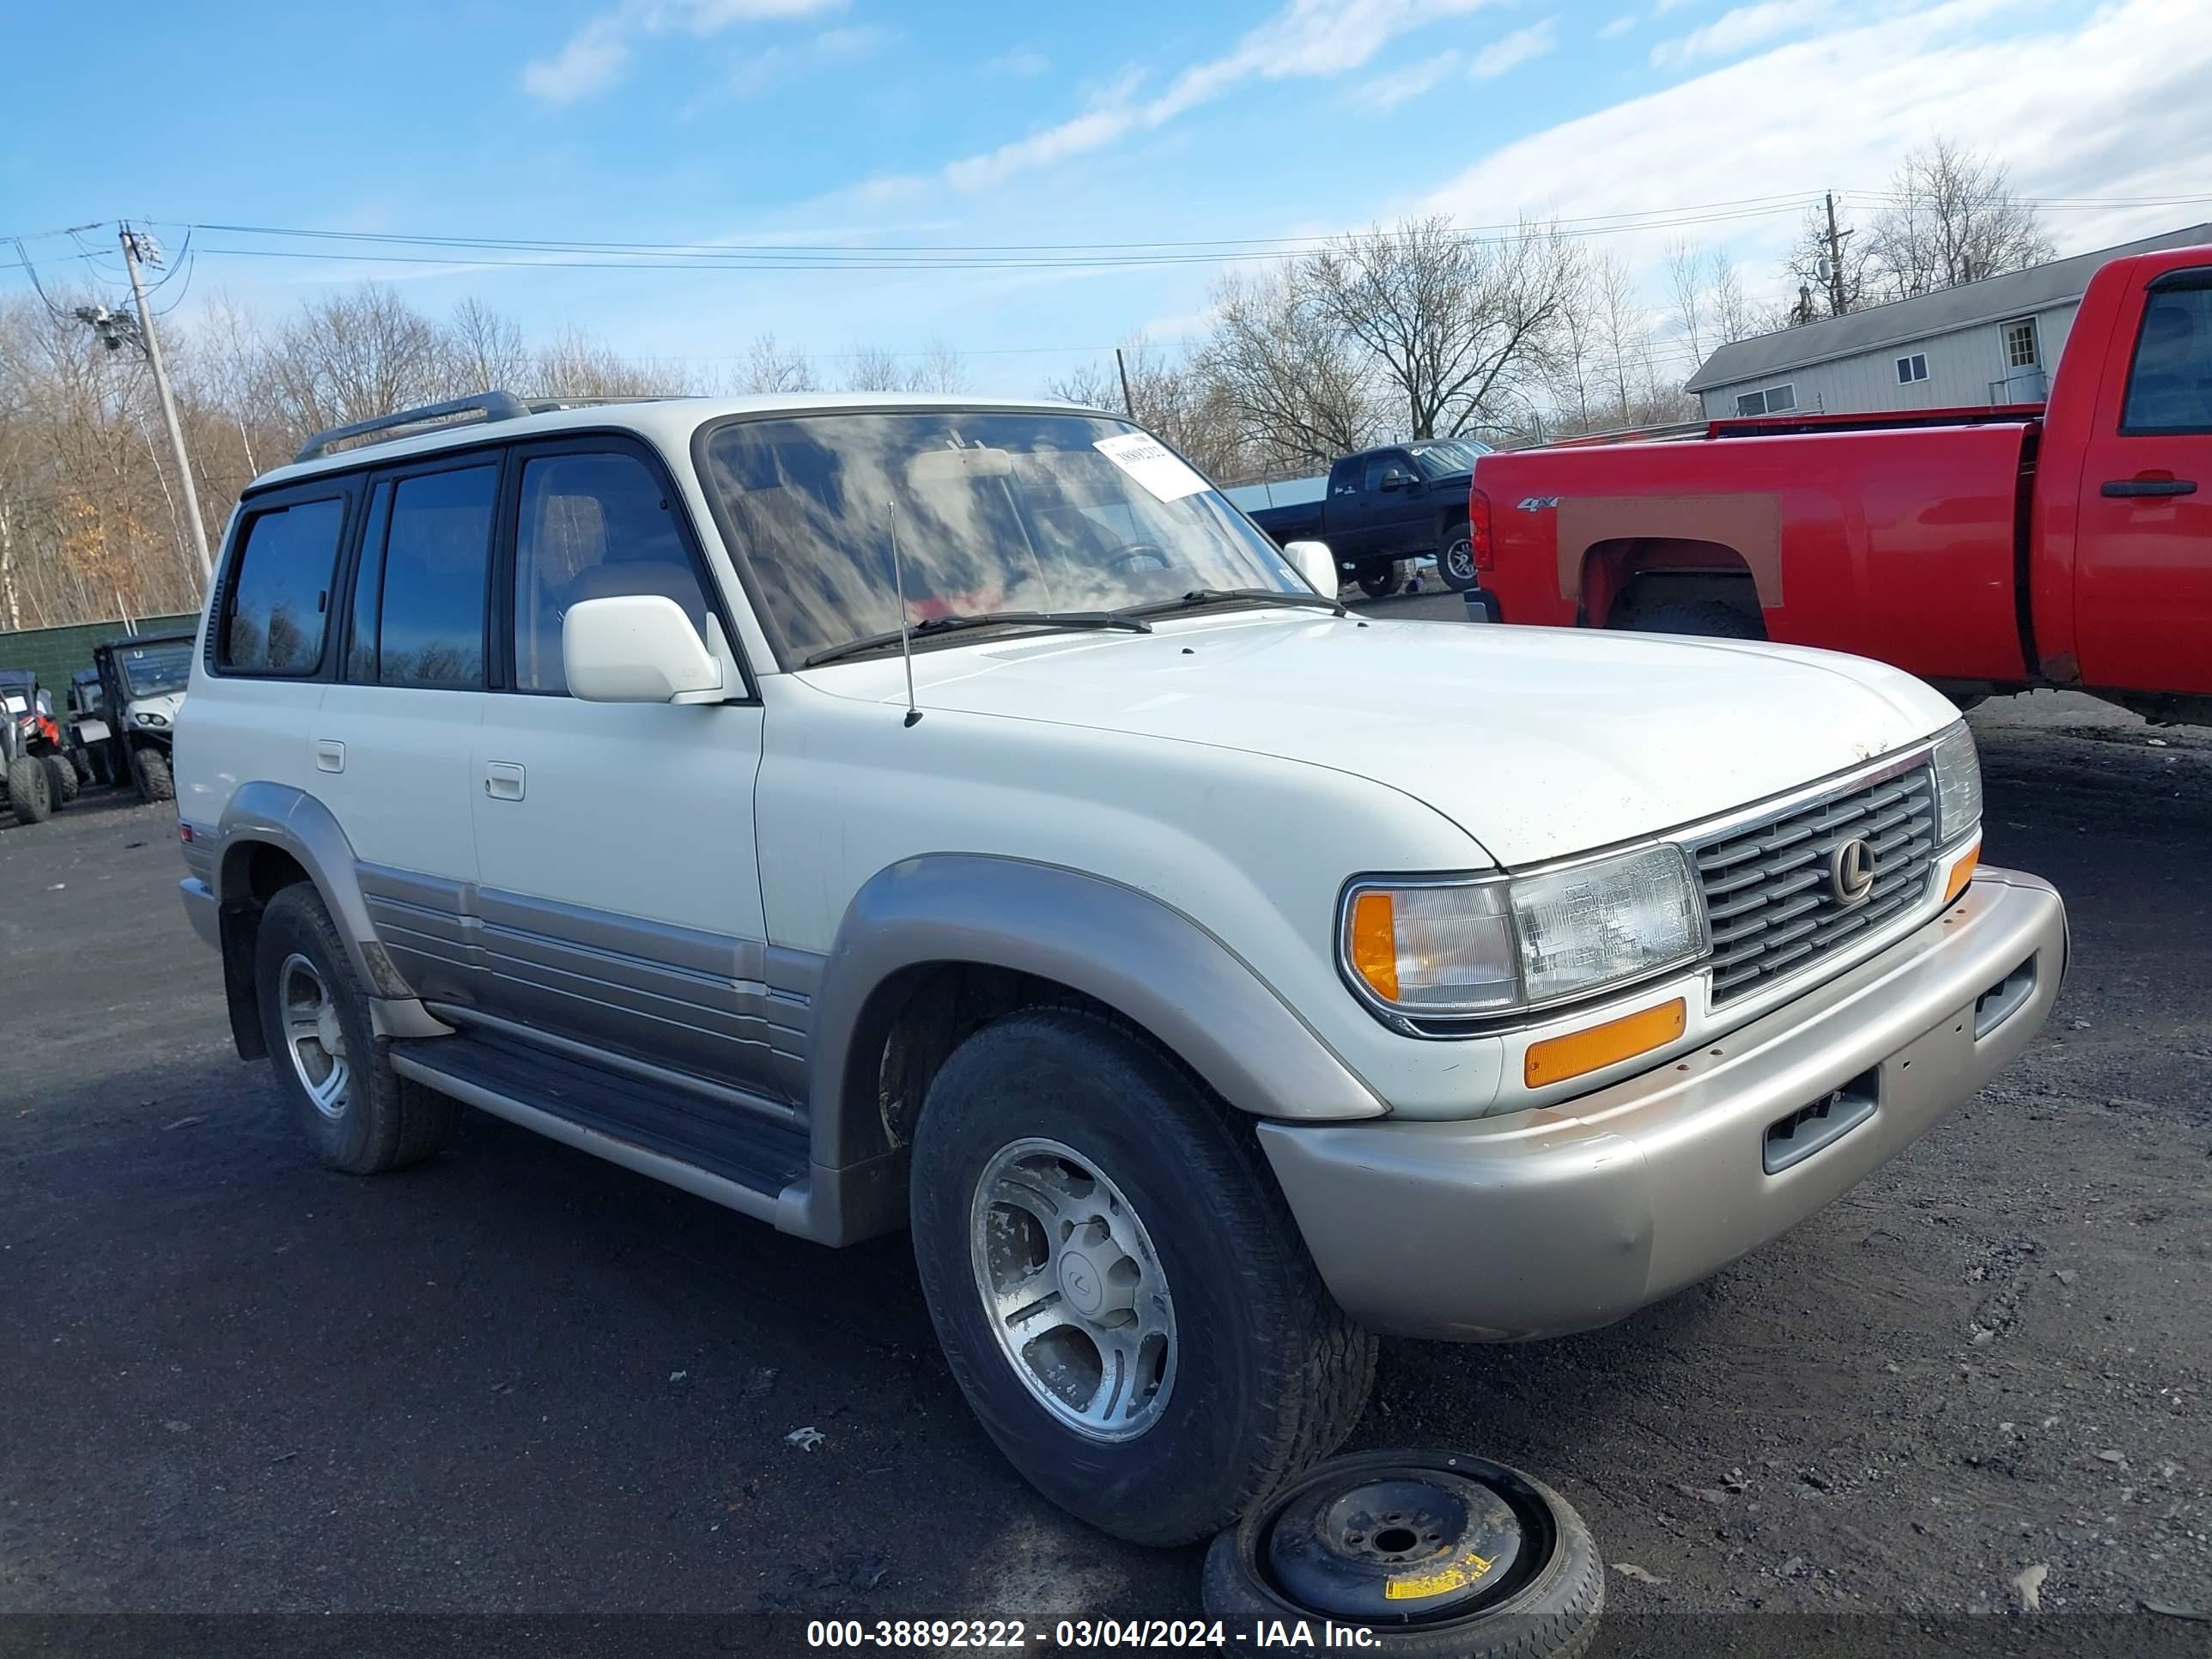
xmin=313 ymin=738 xmax=345 ymax=774
xmin=2101 ymin=477 xmax=2197 ymax=497
xmin=483 ymin=761 xmax=526 ymax=801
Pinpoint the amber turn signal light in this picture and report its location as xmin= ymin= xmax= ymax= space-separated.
xmin=1942 ymin=836 xmax=1981 ymax=906
xmin=1348 ymin=890 xmax=1400 ymax=1002
xmin=1524 ymin=998 xmax=1686 ymax=1088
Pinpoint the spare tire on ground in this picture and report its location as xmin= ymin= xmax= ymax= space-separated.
xmin=1200 ymin=1449 xmax=1603 ymax=1658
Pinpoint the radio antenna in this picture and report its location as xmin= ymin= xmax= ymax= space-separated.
xmin=890 ymin=498 xmax=921 ymax=727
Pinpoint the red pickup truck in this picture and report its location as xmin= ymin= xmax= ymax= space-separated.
xmin=1470 ymin=243 xmax=2212 ymax=723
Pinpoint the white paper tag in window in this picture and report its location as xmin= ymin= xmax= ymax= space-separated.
xmin=1093 ymin=433 xmax=1209 ymax=501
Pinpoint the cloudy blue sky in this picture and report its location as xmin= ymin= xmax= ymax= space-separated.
xmin=6 ymin=0 xmax=2209 ymax=392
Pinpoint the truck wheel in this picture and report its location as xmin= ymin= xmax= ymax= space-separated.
xmin=7 ymin=755 xmax=53 ymax=823
xmin=1200 ymin=1451 xmax=1605 ymax=1659
xmin=1357 ymin=562 xmax=1406 ymax=599
xmin=910 ymin=1007 xmax=1377 ymax=1547
xmin=1632 ymin=599 xmax=1764 ymax=641
xmin=131 ymin=745 xmax=174 ymax=803
xmin=44 ymin=752 xmax=79 ymax=805
xmin=253 ymin=884 xmax=457 ymax=1175
xmin=1436 ymin=527 xmax=1480 ymax=592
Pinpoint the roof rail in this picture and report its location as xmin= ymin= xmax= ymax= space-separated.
xmin=293 ymin=392 xmax=532 ymax=465
xmin=522 ymin=394 xmax=678 ymax=413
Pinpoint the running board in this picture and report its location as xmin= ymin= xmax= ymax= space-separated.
xmin=388 ymin=1030 xmax=814 ymax=1235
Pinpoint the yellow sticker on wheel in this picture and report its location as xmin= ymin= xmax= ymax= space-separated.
xmin=1384 ymin=1550 xmax=1494 ymax=1601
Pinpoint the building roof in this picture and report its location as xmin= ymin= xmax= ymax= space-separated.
xmin=1683 ymin=222 xmax=2212 ymax=393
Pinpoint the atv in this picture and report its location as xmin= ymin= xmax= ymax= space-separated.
xmin=1 ymin=667 xmax=79 ymax=824
xmin=91 ymin=633 xmax=193 ymax=804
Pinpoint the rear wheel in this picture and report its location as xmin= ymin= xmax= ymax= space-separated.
xmin=131 ymin=745 xmax=174 ymax=803
xmin=1436 ymin=526 xmax=1479 ymax=592
xmin=1356 ymin=561 xmax=1406 ymax=599
xmin=44 ymin=752 xmax=79 ymax=805
xmin=909 ymin=1007 xmax=1376 ymax=1547
xmin=253 ymin=884 xmax=456 ymax=1174
xmin=6 ymin=755 xmax=53 ymax=824
xmin=1632 ymin=599 xmax=1764 ymax=640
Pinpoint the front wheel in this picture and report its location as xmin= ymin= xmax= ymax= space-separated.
xmin=1435 ymin=526 xmax=1479 ymax=592
xmin=130 ymin=745 xmax=174 ymax=803
xmin=6 ymin=755 xmax=53 ymax=824
xmin=44 ymin=751 xmax=79 ymax=806
xmin=1356 ymin=561 xmax=1406 ymax=599
xmin=910 ymin=1008 xmax=1376 ymax=1547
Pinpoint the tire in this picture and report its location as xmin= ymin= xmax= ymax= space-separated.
xmin=1200 ymin=1452 xmax=1605 ymax=1659
xmin=6 ymin=755 xmax=52 ymax=824
xmin=1436 ymin=526 xmax=1479 ymax=592
xmin=909 ymin=1007 xmax=1377 ymax=1547
xmin=253 ymin=884 xmax=457 ymax=1175
xmin=131 ymin=745 xmax=174 ymax=803
xmin=1632 ymin=599 xmax=1764 ymax=640
xmin=1356 ymin=562 xmax=1406 ymax=599
xmin=44 ymin=751 xmax=79 ymax=806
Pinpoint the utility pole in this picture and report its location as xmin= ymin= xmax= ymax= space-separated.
xmin=1114 ymin=347 xmax=1136 ymax=418
xmin=118 ymin=225 xmax=211 ymax=583
xmin=1823 ymin=192 xmax=1853 ymax=317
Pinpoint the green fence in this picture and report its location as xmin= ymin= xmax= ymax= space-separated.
xmin=0 ymin=613 xmax=201 ymax=697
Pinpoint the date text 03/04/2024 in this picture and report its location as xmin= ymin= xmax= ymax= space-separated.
xmin=804 ymin=1618 xmax=1384 ymax=1648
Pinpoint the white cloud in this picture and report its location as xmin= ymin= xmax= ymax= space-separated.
xmin=726 ymin=23 xmax=887 ymax=96
xmin=937 ymin=0 xmax=1507 ymax=191
xmin=1599 ymin=14 xmax=1638 ymax=38
xmin=983 ymin=46 xmax=1051 ymax=77
xmin=1422 ymin=0 xmax=2212 ymax=305
xmin=1650 ymin=0 xmax=1844 ymax=67
xmin=1470 ymin=18 xmax=1559 ymax=79
xmin=1355 ymin=51 xmax=1466 ymax=109
xmin=523 ymin=0 xmax=845 ymax=102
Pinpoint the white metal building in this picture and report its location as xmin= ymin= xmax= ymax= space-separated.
xmin=1686 ymin=222 xmax=2212 ymax=420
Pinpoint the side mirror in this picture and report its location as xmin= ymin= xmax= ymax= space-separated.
xmin=1379 ymin=470 xmax=1412 ymax=492
xmin=564 ymin=595 xmax=726 ymax=704
xmin=1282 ymin=539 xmax=1340 ymax=599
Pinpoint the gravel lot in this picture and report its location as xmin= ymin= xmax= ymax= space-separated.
xmin=3 ymin=601 xmax=2207 ymax=1656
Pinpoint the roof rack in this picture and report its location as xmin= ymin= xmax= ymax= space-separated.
xmin=294 ymin=392 xmax=532 ymax=464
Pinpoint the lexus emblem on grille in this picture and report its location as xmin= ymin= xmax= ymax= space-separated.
xmin=1829 ymin=837 xmax=1877 ymax=906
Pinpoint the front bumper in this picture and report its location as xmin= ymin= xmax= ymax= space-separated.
xmin=1260 ymin=867 xmax=2066 ymax=1341
xmin=179 ymin=877 xmax=220 ymax=951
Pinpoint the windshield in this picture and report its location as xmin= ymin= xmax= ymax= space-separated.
xmin=697 ymin=410 xmax=1307 ymax=665
xmin=118 ymin=641 xmax=194 ymax=698
xmin=1408 ymin=440 xmax=1490 ymax=480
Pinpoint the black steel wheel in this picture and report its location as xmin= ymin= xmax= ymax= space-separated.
xmin=1201 ymin=1449 xmax=1602 ymax=1657
xmin=1356 ymin=562 xmax=1406 ymax=599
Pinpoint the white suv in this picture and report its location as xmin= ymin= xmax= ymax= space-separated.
xmin=176 ymin=391 xmax=2064 ymax=1547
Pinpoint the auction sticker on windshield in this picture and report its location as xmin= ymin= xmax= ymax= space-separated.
xmin=1093 ymin=433 xmax=1209 ymax=501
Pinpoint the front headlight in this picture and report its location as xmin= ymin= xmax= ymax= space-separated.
xmin=1342 ymin=843 xmax=1705 ymax=1018
xmin=1930 ymin=722 xmax=1981 ymax=842
xmin=135 ymin=709 xmax=168 ymax=727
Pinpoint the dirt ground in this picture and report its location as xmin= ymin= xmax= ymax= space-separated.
xmin=2 ymin=623 xmax=2207 ymax=1655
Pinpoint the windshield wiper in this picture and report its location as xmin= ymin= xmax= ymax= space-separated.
xmin=1118 ymin=587 xmax=1348 ymax=620
xmin=801 ymin=610 xmax=1152 ymax=668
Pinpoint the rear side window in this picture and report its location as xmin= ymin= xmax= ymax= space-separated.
xmin=2121 ymin=281 xmax=2212 ymax=435
xmin=373 ymin=465 xmax=498 ymax=689
xmin=219 ymin=497 xmax=345 ymax=674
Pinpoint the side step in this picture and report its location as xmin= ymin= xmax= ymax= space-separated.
xmin=389 ymin=1030 xmax=812 ymax=1233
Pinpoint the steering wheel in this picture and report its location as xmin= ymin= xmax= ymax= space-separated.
xmin=1103 ymin=541 xmax=1175 ymax=574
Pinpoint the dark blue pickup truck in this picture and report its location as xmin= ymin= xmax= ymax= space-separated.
xmin=1243 ymin=438 xmax=1488 ymax=597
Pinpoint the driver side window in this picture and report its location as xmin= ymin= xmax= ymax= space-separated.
xmin=512 ymin=451 xmax=714 ymax=695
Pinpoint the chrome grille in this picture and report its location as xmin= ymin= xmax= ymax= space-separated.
xmin=1692 ymin=763 xmax=1941 ymax=1004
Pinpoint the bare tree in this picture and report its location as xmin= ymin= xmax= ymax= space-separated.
xmin=263 ymin=285 xmax=447 ymax=434
xmin=737 ymin=332 xmax=816 ymax=394
xmin=1048 ymin=335 xmax=1250 ymax=482
xmin=1194 ymin=269 xmax=1376 ymax=472
xmin=1304 ymin=216 xmax=1575 ymax=441
xmin=532 ymin=327 xmax=677 ymax=399
xmin=1780 ymin=203 xmax=1877 ymax=317
xmin=1866 ymin=138 xmax=2056 ymax=296
xmin=445 ymin=297 xmax=531 ymax=392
